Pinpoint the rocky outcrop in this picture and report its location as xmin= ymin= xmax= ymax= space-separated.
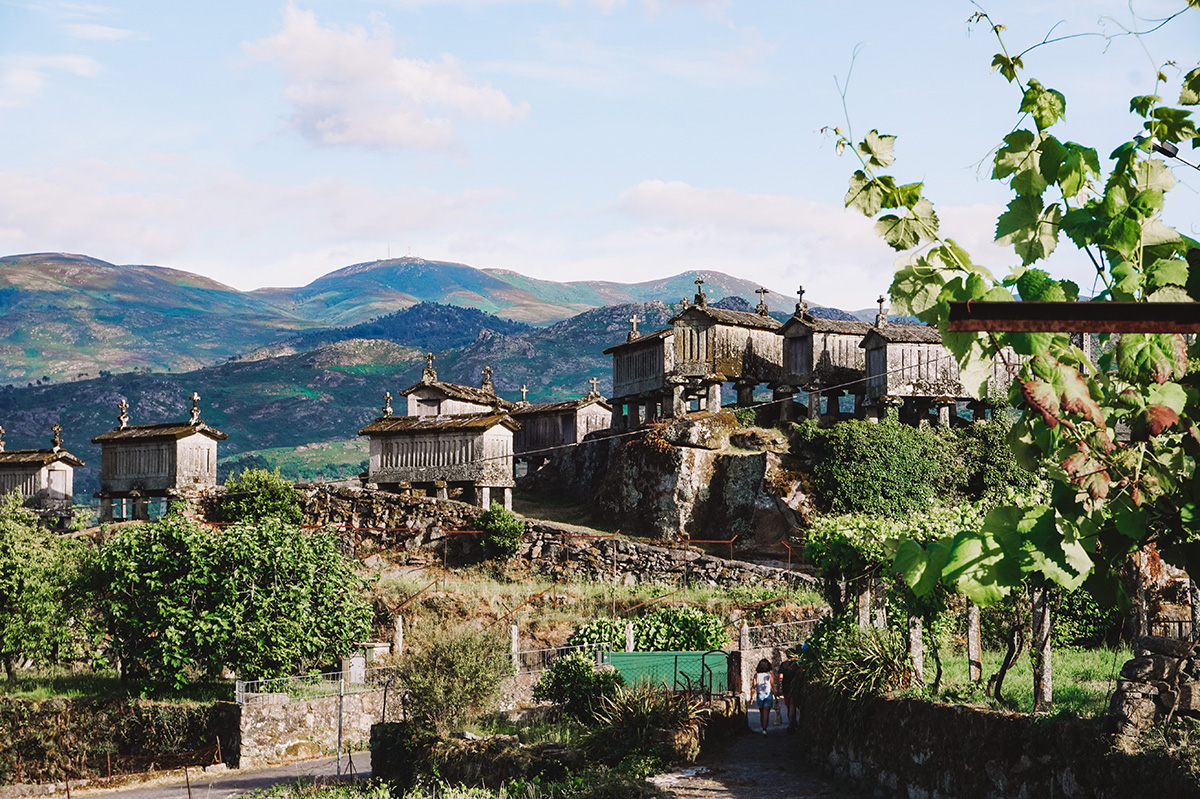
xmin=522 ymin=414 xmax=811 ymax=543
xmin=294 ymin=486 xmax=815 ymax=591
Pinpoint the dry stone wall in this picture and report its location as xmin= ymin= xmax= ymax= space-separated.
xmin=297 ymin=485 xmax=816 ymax=591
xmin=1107 ymin=634 xmax=1200 ymax=749
xmin=239 ymin=691 xmax=403 ymax=766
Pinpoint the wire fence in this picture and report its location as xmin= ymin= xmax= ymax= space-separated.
xmin=235 ymin=665 xmax=402 ymax=705
xmin=513 ymin=642 xmax=605 ymax=675
xmin=746 ymin=619 xmax=819 ymax=649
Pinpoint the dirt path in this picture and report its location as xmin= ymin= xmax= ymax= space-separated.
xmin=649 ymin=715 xmax=865 ymax=799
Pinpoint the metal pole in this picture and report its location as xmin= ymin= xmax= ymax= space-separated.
xmin=336 ymin=678 xmax=345 ymax=776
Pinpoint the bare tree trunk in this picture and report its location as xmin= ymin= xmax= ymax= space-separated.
xmin=908 ymin=614 xmax=924 ymax=686
xmin=967 ymin=601 xmax=982 ymax=684
xmin=1031 ymin=582 xmax=1053 ymax=711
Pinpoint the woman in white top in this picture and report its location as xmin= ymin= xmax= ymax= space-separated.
xmin=753 ymin=658 xmax=777 ymax=736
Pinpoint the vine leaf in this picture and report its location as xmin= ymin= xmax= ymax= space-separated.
xmin=1020 ymin=79 xmax=1066 ymax=130
xmin=875 ymin=198 xmax=938 ymax=251
xmin=894 ymin=538 xmax=951 ymax=597
xmin=857 ymin=130 xmax=897 ymax=169
xmin=1021 ymin=355 xmax=1104 ymax=428
xmin=1061 ymin=442 xmax=1111 ymax=505
xmin=846 ymin=170 xmax=886 ymax=217
xmin=991 ymin=53 xmax=1023 ymax=83
xmin=1182 ymin=66 xmax=1200 ymax=106
xmin=996 ymin=197 xmax=1061 ymax=264
xmin=1117 ymin=334 xmax=1188 ymax=384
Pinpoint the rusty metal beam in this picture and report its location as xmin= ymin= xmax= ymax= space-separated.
xmin=947 ymin=301 xmax=1200 ymax=334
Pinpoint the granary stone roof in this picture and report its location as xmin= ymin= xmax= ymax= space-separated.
xmin=511 ymin=395 xmax=611 ymax=417
xmin=603 ymin=328 xmax=672 ymax=355
xmin=780 ymin=314 xmax=874 ymax=337
xmin=669 ymin=305 xmax=782 ymax=331
xmin=0 ymin=449 xmax=84 ymax=468
xmin=92 ymin=422 xmax=229 ymax=443
xmin=359 ymin=412 xmax=520 ymax=436
xmin=397 ymin=379 xmax=516 ymax=411
xmin=860 ymin=324 xmax=943 ymax=346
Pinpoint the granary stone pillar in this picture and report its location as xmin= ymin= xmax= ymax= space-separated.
xmin=611 ymin=401 xmax=625 ymax=430
xmin=935 ymin=395 xmax=955 ymax=427
xmin=807 ymin=390 xmax=821 ymax=420
xmin=670 ymin=384 xmax=687 ymax=417
xmin=705 ymin=381 xmax=722 ymax=413
xmin=434 ymin=480 xmax=448 ymax=500
xmin=735 ymin=382 xmax=755 ymax=407
xmin=478 ymin=485 xmax=491 ymax=508
xmin=502 ymin=487 xmax=512 ymax=511
xmin=774 ymin=387 xmax=796 ymax=422
xmin=99 ymin=496 xmax=114 ymax=523
xmin=967 ymin=400 xmax=989 ymax=423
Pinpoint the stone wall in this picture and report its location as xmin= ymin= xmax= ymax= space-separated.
xmin=1107 ymin=634 xmax=1200 ymax=749
xmin=239 ymin=691 xmax=404 ymax=766
xmin=296 ymin=485 xmax=816 ymax=592
xmin=799 ymin=686 xmax=1200 ymax=798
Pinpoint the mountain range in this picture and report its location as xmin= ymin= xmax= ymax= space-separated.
xmin=0 ymin=251 xmax=876 ymax=496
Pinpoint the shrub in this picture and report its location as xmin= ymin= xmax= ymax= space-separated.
xmin=633 ymin=607 xmax=727 ymax=652
xmin=396 ymin=625 xmax=514 ymax=735
xmin=221 ymin=467 xmax=302 ymax=524
xmin=796 ymin=615 xmax=915 ymax=700
xmin=533 ymin=651 xmax=624 ymax=720
xmin=583 ymin=682 xmax=704 ymax=770
xmin=567 ymin=618 xmax=625 ymax=650
xmin=478 ymin=503 xmax=524 ymax=561
xmin=1053 ymin=588 xmax=1122 ymax=648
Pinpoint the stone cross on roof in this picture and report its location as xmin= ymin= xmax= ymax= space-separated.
xmin=693 ymin=276 xmax=707 ymax=307
xmin=755 ymin=287 xmax=770 ymax=316
xmin=588 ymin=377 xmax=601 ymax=396
xmin=51 ymin=423 xmax=63 ymax=452
xmin=117 ymin=399 xmax=129 ymax=430
xmin=876 ymin=294 xmax=888 ymax=328
xmin=0 ymin=425 xmax=5 ymax=452
xmin=481 ymin=365 xmax=495 ymax=394
xmin=795 ymin=285 xmax=809 ymax=316
xmin=189 ymin=392 xmax=202 ymax=425
xmin=520 ymin=384 xmax=528 ymax=402
xmin=627 ymin=314 xmax=641 ymax=342
xmin=422 ymin=352 xmax=437 ymax=384
xmin=382 ymin=391 xmax=393 ymax=418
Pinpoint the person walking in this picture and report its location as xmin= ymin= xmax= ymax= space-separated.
xmin=753 ymin=658 xmax=776 ymax=736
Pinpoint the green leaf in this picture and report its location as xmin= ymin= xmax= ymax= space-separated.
xmin=875 ymin=198 xmax=939 ymax=251
xmin=1146 ymin=382 xmax=1188 ymax=414
xmin=1146 ymin=257 xmax=1189 ymax=290
xmin=1146 ymin=107 xmax=1200 ymax=146
xmin=993 ymin=131 xmax=1037 ymax=180
xmin=1182 ymin=66 xmax=1200 ymax=106
xmin=996 ymin=197 xmax=1061 ymax=265
xmin=1117 ymin=333 xmax=1188 ymax=384
xmin=857 ymin=130 xmax=897 ymax=170
xmin=1021 ymin=79 xmax=1066 ymax=130
xmin=991 ymin=53 xmax=1024 ymax=83
xmin=1130 ymin=95 xmax=1162 ymax=117
xmin=890 ymin=259 xmax=946 ymax=319
xmin=1148 ymin=285 xmax=1195 ymax=302
xmin=846 ymin=170 xmax=884 ymax=217
xmin=893 ymin=538 xmax=951 ymax=597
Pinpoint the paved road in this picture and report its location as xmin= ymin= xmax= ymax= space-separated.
xmin=649 ymin=715 xmax=866 ymax=799
xmin=79 ymin=755 xmax=370 ymax=799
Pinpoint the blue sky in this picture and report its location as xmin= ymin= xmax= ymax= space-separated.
xmin=1 ymin=0 xmax=1197 ymax=309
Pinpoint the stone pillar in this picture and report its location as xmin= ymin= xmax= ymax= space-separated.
xmin=99 ymin=496 xmax=114 ymax=523
xmin=738 ymin=621 xmax=750 ymax=651
xmin=735 ymin=382 xmax=754 ymax=407
xmin=968 ymin=401 xmax=988 ymax=423
xmin=611 ymin=401 xmax=625 ymax=430
xmin=478 ymin=485 xmax=491 ymax=508
xmin=908 ymin=615 xmax=923 ymax=686
xmin=434 ymin=481 xmax=448 ymax=500
xmin=967 ymin=601 xmax=982 ymax=684
xmin=625 ymin=622 xmax=635 ymax=653
xmin=133 ymin=495 xmax=149 ymax=521
xmin=936 ymin=396 xmax=955 ymax=427
xmin=775 ymin=388 xmax=795 ymax=422
xmin=392 ymin=614 xmax=404 ymax=656
xmin=671 ymin=384 xmax=687 ymax=417
xmin=705 ymin=382 xmax=722 ymax=413
xmin=510 ymin=625 xmax=521 ymax=674
xmin=807 ymin=390 xmax=821 ymax=420
xmin=502 ymin=487 xmax=512 ymax=512
xmin=1190 ymin=579 xmax=1200 ymax=642
xmin=857 ymin=585 xmax=871 ymax=630
xmin=1032 ymin=584 xmax=1053 ymax=710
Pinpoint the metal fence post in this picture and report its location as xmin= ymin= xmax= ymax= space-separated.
xmin=336 ymin=678 xmax=345 ymax=777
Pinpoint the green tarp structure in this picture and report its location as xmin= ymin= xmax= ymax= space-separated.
xmin=602 ymin=651 xmax=728 ymax=693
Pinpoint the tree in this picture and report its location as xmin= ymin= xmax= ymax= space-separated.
xmin=394 ymin=624 xmax=513 ymax=734
xmin=97 ymin=510 xmax=372 ymax=686
xmin=0 ymin=493 xmax=84 ymax=679
xmin=478 ymin=501 xmax=524 ymax=561
xmin=833 ymin=11 xmax=1200 ymax=608
xmin=221 ymin=466 xmax=303 ymax=525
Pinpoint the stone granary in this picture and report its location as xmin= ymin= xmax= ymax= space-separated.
xmin=0 ymin=423 xmax=84 ymax=521
xmin=510 ymin=380 xmax=612 ymax=472
xmin=359 ymin=410 xmax=519 ymax=510
xmin=400 ymin=355 xmax=515 ymax=417
xmin=605 ymin=279 xmax=781 ymax=429
xmin=777 ymin=287 xmax=872 ymax=420
xmin=861 ymin=302 xmax=1015 ymax=424
xmin=91 ymin=394 xmax=228 ymax=522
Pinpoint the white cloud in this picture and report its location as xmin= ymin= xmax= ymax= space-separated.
xmin=0 ymin=157 xmax=510 ymax=289
xmin=0 ymin=54 xmax=101 ymax=109
xmin=243 ymin=4 xmax=528 ymax=149
xmin=65 ymin=23 xmax=139 ymax=40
